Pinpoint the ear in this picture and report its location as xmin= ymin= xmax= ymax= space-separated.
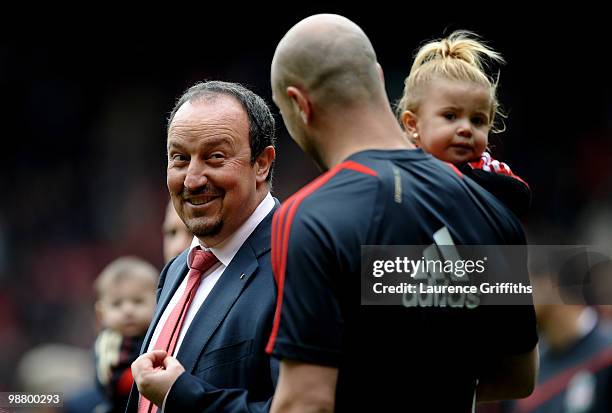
xmin=254 ymin=146 xmax=276 ymax=184
xmin=400 ymin=110 xmax=421 ymax=145
xmin=286 ymin=86 xmax=311 ymax=125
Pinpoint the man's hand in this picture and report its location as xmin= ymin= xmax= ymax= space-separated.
xmin=131 ymin=350 xmax=186 ymax=407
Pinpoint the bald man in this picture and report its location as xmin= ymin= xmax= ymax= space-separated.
xmin=266 ymin=14 xmax=538 ymax=412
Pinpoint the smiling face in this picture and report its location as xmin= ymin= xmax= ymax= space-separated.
xmin=403 ymin=78 xmax=492 ymax=165
xmin=166 ymin=95 xmax=264 ymax=246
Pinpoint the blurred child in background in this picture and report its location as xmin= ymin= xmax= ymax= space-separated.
xmin=94 ymin=257 xmax=157 ymax=413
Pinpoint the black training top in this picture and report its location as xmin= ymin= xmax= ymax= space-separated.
xmin=267 ymin=149 xmax=538 ymax=412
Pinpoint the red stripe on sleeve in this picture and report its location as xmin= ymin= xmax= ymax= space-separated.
xmin=266 ymin=161 xmax=377 ymax=354
xmin=270 ymin=208 xmax=281 ymax=284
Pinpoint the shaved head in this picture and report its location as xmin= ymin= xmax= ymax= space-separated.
xmin=272 ymin=14 xmax=381 ymax=107
xmin=272 ymin=14 xmax=407 ymax=170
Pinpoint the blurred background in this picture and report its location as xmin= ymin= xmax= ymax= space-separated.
xmin=1 ymin=6 xmax=611 ymax=408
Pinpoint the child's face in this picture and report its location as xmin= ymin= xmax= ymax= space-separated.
xmin=97 ymin=276 xmax=156 ymax=337
xmin=404 ymin=79 xmax=492 ymax=165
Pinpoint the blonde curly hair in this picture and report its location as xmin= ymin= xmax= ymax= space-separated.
xmin=396 ymin=30 xmax=506 ymax=137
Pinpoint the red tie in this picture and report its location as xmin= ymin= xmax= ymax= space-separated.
xmin=138 ymin=248 xmax=218 ymax=413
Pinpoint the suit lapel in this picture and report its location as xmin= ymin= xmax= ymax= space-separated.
xmin=177 ymin=240 xmax=258 ymax=372
xmin=141 ymin=252 xmax=189 ymax=352
xmin=127 ymin=253 xmax=190 ymax=412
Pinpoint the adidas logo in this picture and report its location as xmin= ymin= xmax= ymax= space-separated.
xmin=402 ymin=227 xmax=481 ymax=309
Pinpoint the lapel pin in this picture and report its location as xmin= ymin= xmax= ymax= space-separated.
xmin=240 ymin=273 xmax=245 ymax=279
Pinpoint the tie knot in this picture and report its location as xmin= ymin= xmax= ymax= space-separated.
xmin=188 ymin=248 xmax=219 ymax=273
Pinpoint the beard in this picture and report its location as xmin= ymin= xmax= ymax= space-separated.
xmin=174 ymin=184 xmax=225 ymax=238
xmin=185 ymin=215 xmax=223 ymax=238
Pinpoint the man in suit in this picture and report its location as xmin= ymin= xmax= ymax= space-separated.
xmin=129 ymin=81 xmax=277 ymax=412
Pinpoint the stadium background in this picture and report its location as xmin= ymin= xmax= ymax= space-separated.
xmin=0 ymin=7 xmax=610 ymax=397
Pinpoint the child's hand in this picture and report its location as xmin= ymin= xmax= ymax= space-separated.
xmin=95 ymin=329 xmax=123 ymax=385
xmin=469 ymin=152 xmax=515 ymax=176
xmin=461 ymin=151 xmax=531 ymax=217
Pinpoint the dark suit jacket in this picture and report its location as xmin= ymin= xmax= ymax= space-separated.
xmin=126 ymin=203 xmax=279 ymax=412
